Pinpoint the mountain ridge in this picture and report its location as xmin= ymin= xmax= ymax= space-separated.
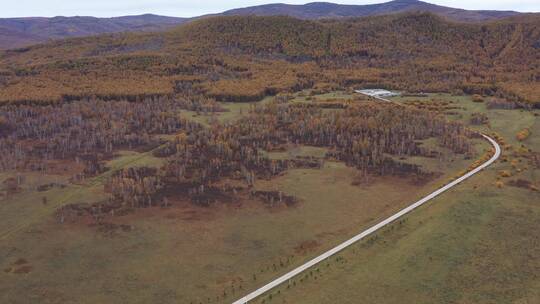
xmin=0 ymin=0 xmax=526 ymax=50
xmin=219 ymin=0 xmax=520 ymax=21
xmin=0 ymin=14 xmax=187 ymax=49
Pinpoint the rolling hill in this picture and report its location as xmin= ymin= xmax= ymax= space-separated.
xmin=0 ymin=0 xmax=525 ymax=50
xmin=0 ymin=14 xmax=187 ymax=49
xmin=220 ymin=0 xmax=521 ymax=22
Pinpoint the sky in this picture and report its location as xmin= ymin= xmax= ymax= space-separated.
xmin=1 ymin=0 xmax=539 ymax=18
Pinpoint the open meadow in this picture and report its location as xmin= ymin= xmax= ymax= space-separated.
xmin=252 ymin=93 xmax=540 ymax=304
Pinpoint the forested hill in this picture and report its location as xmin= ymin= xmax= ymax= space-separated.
xmin=220 ymin=0 xmax=521 ymax=22
xmin=0 ymin=0 xmax=525 ymax=50
xmin=178 ymin=13 xmax=540 ymax=59
xmin=0 ymin=13 xmax=538 ymax=105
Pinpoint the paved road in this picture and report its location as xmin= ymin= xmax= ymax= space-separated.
xmin=232 ymin=134 xmax=501 ymax=304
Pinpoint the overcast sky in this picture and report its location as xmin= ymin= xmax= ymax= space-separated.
xmin=2 ymin=0 xmax=539 ymax=18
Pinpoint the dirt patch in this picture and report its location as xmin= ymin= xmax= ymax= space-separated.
xmin=316 ymin=227 xmax=350 ymax=240
xmin=341 ymin=156 xmax=440 ymax=186
xmin=351 ymin=173 xmax=377 ymax=187
xmin=164 ymin=208 xmax=215 ymax=222
xmin=251 ymin=190 xmax=298 ymax=207
xmin=2 ymin=177 xmax=21 ymax=195
xmin=507 ymin=179 xmax=538 ymax=191
xmin=12 ymin=265 xmax=33 ymax=274
xmin=290 ymin=157 xmax=323 ymax=169
xmin=56 ymin=200 xmax=134 ymax=223
xmin=352 ymin=170 xmax=439 ymax=188
xmin=294 ymin=240 xmax=321 ymax=255
xmin=4 ymin=258 xmax=32 ymax=274
xmin=37 ymin=183 xmax=66 ymax=192
xmin=13 ymin=258 xmax=28 ymax=265
xmin=216 ymin=275 xmax=244 ymax=285
xmin=92 ymin=222 xmax=134 ymax=237
xmin=190 ymin=187 xmax=234 ymax=206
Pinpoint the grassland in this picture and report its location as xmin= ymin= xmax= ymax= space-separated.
xmin=0 ymin=148 xmax=473 ymax=303
xmin=0 ymin=92 xmax=491 ymax=304
xmin=251 ymin=94 xmax=540 ymax=304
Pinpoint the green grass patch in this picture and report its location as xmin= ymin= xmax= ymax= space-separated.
xmin=257 ymin=93 xmax=540 ymax=303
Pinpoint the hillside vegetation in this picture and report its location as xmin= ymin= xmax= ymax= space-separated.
xmin=0 ymin=13 xmax=538 ymax=105
xmin=220 ymin=0 xmax=521 ymax=22
xmin=0 ymin=0 xmax=523 ymax=50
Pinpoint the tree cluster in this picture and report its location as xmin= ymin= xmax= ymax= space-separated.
xmin=0 ymin=97 xmax=200 ymax=174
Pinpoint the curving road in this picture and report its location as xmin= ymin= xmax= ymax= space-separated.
xmin=232 ymin=134 xmax=501 ymax=304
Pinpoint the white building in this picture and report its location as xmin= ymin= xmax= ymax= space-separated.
xmin=355 ymin=89 xmax=399 ymax=99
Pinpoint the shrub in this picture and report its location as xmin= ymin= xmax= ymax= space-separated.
xmin=498 ymin=170 xmax=512 ymax=178
xmin=516 ymin=128 xmax=531 ymax=141
xmin=472 ymin=94 xmax=484 ymax=102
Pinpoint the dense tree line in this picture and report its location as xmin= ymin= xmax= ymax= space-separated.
xmin=0 ymin=97 xmax=200 ymax=173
